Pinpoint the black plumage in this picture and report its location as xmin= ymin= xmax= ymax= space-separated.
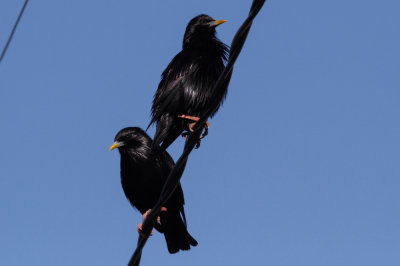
xmin=110 ymin=127 xmax=197 ymax=254
xmin=147 ymin=14 xmax=229 ymax=151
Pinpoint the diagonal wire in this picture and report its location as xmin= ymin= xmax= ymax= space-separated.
xmin=128 ymin=0 xmax=266 ymax=265
xmin=0 ymin=0 xmax=30 ymax=64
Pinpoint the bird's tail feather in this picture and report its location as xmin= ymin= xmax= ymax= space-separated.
xmin=151 ymin=116 xmax=184 ymax=152
xmin=161 ymin=210 xmax=198 ymax=254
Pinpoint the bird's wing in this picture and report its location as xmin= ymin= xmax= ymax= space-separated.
xmin=159 ymin=149 xmax=186 ymax=213
xmin=148 ymin=75 xmax=184 ymax=127
xmin=146 ymin=50 xmax=194 ymax=131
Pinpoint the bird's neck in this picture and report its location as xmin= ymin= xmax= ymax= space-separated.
xmin=183 ymin=35 xmax=219 ymax=50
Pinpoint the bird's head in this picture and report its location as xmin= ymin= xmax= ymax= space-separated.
xmin=109 ymin=127 xmax=150 ymax=152
xmin=183 ymin=14 xmax=227 ymax=47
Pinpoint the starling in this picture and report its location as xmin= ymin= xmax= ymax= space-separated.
xmin=147 ymin=14 xmax=229 ymax=151
xmin=109 ymin=127 xmax=197 ymax=253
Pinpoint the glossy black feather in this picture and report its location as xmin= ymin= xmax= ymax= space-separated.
xmin=147 ymin=14 xmax=229 ymax=151
xmin=113 ymin=127 xmax=197 ymax=253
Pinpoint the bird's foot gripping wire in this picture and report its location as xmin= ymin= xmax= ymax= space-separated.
xmin=178 ymin=115 xmax=210 ymax=149
xmin=137 ymin=207 xmax=167 ymax=237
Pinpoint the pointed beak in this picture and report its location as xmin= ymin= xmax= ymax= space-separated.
xmin=109 ymin=141 xmax=121 ymax=151
xmin=209 ymin=19 xmax=227 ymax=27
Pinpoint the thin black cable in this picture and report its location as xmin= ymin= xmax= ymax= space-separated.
xmin=128 ymin=1 xmax=266 ymax=265
xmin=0 ymin=0 xmax=30 ymax=64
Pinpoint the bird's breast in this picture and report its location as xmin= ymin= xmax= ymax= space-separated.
xmin=180 ymin=55 xmax=225 ymax=115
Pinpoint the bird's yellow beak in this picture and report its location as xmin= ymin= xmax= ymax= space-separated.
xmin=213 ymin=20 xmax=227 ymax=26
xmin=109 ymin=142 xmax=120 ymax=151
xmin=208 ymin=20 xmax=227 ymax=27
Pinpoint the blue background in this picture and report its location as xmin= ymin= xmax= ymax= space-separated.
xmin=1 ymin=0 xmax=399 ymax=265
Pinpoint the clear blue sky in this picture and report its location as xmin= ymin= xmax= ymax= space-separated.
xmin=1 ymin=0 xmax=399 ymax=265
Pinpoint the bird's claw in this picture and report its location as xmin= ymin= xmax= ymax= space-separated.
xmin=178 ymin=115 xmax=210 ymax=148
xmin=137 ymin=207 xmax=167 ymax=237
xmin=137 ymin=223 xmax=153 ymax=237
xmin=200 ymin=122 xmax=209 ymax=139
xmin=181 ymin=131 xmax=202 ymax=149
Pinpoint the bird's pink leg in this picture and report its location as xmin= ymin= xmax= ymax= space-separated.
xmin=178 ymin=114 xmax=200 ymax=123
xmin=137 ymin=207 xmax=167 ymax=237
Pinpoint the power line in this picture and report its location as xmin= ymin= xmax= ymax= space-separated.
xmin=0 ymin=0 xmax=30 ymax=64
xmin=128 ymin=0 xmax=266 ymax=265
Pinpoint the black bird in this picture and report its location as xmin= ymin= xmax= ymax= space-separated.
xmin=109 ymin=127 xmax=197 ymax=254
xmin=147 ymin=14 xmax=229 ymax=151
